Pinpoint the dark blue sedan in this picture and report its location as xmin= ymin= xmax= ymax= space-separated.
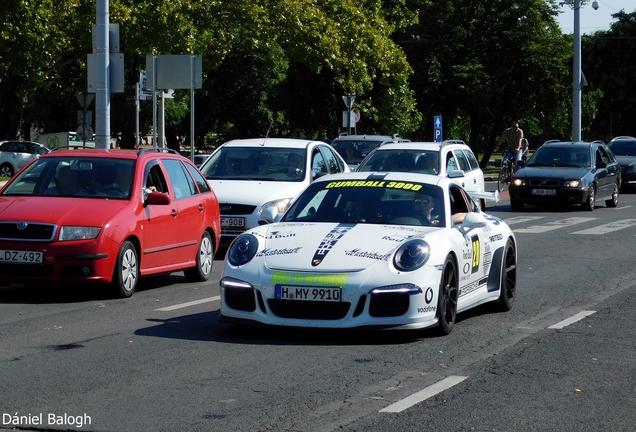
xmin=508 ymin=140 xmax=621 ymax=211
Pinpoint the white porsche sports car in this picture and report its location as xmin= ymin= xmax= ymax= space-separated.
xmin=218 ymin=172 xmax=517 ymax=335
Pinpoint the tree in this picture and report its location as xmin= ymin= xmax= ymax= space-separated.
xmin=395 ymin=0 xmax=571 ymax=163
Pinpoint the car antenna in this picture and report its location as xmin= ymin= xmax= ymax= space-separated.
xmin=262 ymin=119 xmax=274 ymax=146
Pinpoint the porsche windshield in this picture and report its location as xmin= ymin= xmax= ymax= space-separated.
xmin=282 ymin=179 xmax=446 ymax=227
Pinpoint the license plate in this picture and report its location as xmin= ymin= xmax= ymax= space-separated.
xmin=221 ymin=217 xmax=245 ymax=228
xmin=275 ymin=285 xmax=341 ymax=302
xmin=531 ymin=189 xmax=556 ymax=196
xmin=0 ymin=249 xmax=44 ymax=264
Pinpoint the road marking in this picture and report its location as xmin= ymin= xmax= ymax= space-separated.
xmin=379 ymin=375 xmax=468 ymax=413
xmin=572 ymin=219 xmax=636 ymax=235
xmin=503 ymin=216 xmax=545 ymax=225
xmin=155 ymin=296 xmax=220 ymax=311
xmin=613 ymin=205 xmax=633 ymax=210
xmin=548 ymin=310 xmax=596 ymax=329
xmin=514 ymin=217 xmax=597 ymax=233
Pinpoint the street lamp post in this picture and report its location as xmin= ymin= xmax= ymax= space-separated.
xmin=564 ymin=0 xmax=598 ymax=142
xmin=573 ymin=0 xmax=582 ymax=142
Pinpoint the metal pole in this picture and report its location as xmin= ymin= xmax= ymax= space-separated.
xmin=95 ymin=0 xmax=110 ymax=149
xmin=159 ymin=92 xmax=165 ymax=148
xmin=152 ymin=56 xmax=157 ymax=147
xmin=191 ymin=55 xmax=195 ymax=163
xmin=572 ymin=0 xmax=581 ymax=142
xmin=135 ymin=82 xmax=140 ymax=148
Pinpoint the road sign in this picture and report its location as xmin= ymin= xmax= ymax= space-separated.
xmin=342 ymin=95 xmax=355 ymax=110
xmin=76 ymin=125 xmax=94 ymax=141
xmin=76 ymin=94 xmax=94 ymax=110
xmin=434 ymin=115 xmax=443 ymax=142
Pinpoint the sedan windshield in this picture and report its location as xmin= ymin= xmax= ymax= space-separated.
xmin=608 ymin=140 xmax=636 ymax=156
xmin=200 ymin=147 xmax=306 ymax=181
xmin=527 ymin=147 xmax=590 ymax=168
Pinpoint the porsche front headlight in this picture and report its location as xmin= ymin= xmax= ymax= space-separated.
xmin=58 ymin=226 xmax=101 ymax=241
xmin=393 ymin=239 xmax=431 ymax=272
xmin=227 ymin=234 xmax=259 ymax=266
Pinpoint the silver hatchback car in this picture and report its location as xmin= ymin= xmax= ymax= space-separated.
xmin=0 ymin=140 xmax=50 ymax=177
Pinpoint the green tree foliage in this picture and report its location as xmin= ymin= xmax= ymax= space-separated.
xmin=584 ymin=9 xmax=636 ymax=141
xmin=1 ymin=0 xmax=420 ymax=145
xmin=395 ymin=0 xmax=571 ymax=163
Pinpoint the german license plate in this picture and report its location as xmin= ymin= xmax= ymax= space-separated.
xmin=531 ymin=189 xmax=556 ymax=196
xmin=221 ymin=217 xmax=245 ymax=228
xmin=275 ymin=285 xmax=341 ymax=302
xmin=0 ymin=250 xmax=44 ymax=264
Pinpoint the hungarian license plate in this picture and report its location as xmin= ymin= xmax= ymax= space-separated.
xmin=275 ymin=285 xmax=341 ymax=302
xmin=221 ymin=217 xmax=245 ymax=228
xmin=0 ymin=249 xmax=44 ymax=264
xmin=531 ymin=188 xmax=556 ymax=196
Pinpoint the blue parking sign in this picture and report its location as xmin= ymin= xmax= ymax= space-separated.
xmin=434 ymin=116 xmax=443 ymax=142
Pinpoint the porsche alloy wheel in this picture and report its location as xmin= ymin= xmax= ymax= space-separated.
xmin=582 ymin=184 xmax=595 ymax=211
xmin=496 ymin=238 xmax=517 ymax=312
xmin=437 ymin=255 xmax=458 ymax=336
xmin=111 ymin=241 xmax=138 ymax=298
xmin=184 ymin=231 xmax=214 ymax=282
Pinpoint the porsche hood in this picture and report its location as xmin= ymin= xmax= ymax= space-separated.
xmin=250 ymin=222 xmax=430 ymax=272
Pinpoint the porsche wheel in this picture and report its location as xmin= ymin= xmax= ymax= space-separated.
xmin=605 ymin=181 xmax=619 ymax=208
xmin=495 ymin=238 xmax=517 ymax=312
xmin=184 ymin=231 xmax=214 ymax=282
xmin=437 ymin=255 xmax=458 ymax=336
xmin=582 ymin=184 xmax=595 ymax=211
xmin=111 ymin=241 xmax=138 ymax=298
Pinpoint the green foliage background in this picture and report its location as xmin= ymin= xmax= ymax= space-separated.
xmin=1 ymin=0 xmax=635 ymax=166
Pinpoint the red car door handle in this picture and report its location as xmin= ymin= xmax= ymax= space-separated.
xmin=199 ymin=204 xmax=204 ymax=212
xmin=171 ymin=210 xmax=178 ymax=217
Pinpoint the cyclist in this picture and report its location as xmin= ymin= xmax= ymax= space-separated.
xmin=498 ymin=120 xmax=524 ymax=165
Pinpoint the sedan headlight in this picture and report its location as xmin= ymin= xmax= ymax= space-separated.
xmin=564 ymin=180 xmax=581 ymax=187
xmin=512 ymin=178 xmax=526 ymax=186
xmin=58 ymin=226 xmax=101 ymax=241
xmin=260 ymin=198 xmax=292 ymax=215
xmin=393 ymin=239 xmax=431 ymax=272
xmin=227 ymin=234 xmax=259 ymax=266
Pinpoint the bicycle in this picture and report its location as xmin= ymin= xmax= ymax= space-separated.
xmin=497 ymin=149 xmax=517 ymax=192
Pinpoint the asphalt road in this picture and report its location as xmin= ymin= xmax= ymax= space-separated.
xmin=2 ymin=190 xmax=636 ymax=431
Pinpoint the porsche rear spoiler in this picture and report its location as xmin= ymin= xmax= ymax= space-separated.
xmin=468 ymin=189 xmax=499 ymax=203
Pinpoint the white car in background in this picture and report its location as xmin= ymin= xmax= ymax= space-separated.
xmin=356 ymin=140 xmax=498 ymax=210
xmin=199 ymin=138 xmax=349 ymax=242
xmin=0 ymin=140 xmax=50 ymax=178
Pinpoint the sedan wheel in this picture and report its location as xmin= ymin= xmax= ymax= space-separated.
xmin=605 ymin=181 xmax=619 ymax=208
xmin=111 ymin=241 xmax=138 ymax=298
xmin=582 ymin=184 xmax=595 ymax=211
xmin=495 ymin=238 xmax=517 ymax=312
xmin=0 ymin=163 xmax=14 ymax=178
xmin=437 ymin=256 xmax=458 ymax=336
xmin=184 ymin=232 xmax=214 ymax=282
